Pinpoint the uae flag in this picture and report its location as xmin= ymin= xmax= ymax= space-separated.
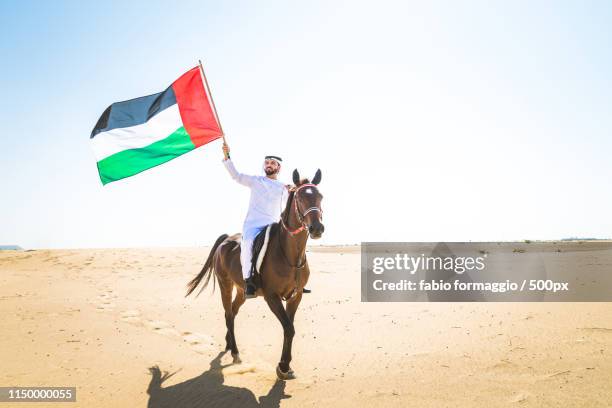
xmin=90 ymin=66 xmax=223 ymax=185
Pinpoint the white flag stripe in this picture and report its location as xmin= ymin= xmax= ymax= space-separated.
xmin=90 ymin=104 xmax=183 ymax=161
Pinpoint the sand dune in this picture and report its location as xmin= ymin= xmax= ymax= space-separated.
xmin=1 ymin=246 xmax=611 ymax=407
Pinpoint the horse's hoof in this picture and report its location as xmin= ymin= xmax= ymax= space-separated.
xmin=276 ymin=365 xmax=296 ymax=380
xmin=232 ymin=353 xmax=242 ymax=364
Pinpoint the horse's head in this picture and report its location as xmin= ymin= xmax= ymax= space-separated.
xmin=290 ymin=169 xmax=324 ymax=239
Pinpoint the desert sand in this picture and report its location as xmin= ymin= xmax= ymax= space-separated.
xmin=1 ymin=244 xmax=612 ymax=407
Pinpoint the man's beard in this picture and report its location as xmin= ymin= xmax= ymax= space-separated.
xmin=264 ymin=167 xmax=277 ymax=176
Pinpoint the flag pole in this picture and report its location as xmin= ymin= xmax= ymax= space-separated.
xmin=198 ymin=60 xmax=226 ymax=144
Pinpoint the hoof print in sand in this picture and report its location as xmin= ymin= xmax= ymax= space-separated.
xmin=181 ymin=332 xmax=216 ymax=353
xmin=92 ymin=290 xmax=117 ymax=312
xmin=144 ymin=320 xmax=179 ymax=337
xmin=120 ymin=310 xmax=142 ymax=324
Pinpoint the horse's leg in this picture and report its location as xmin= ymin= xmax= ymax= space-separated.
xmin=264 ymin=294 xmax=296 ymax=380
xmin=281 ymin=291 xmax=302 ymax=376
xmin=285 ymin=291 xmax=303 ymax=324
xmin=232 ymin=287 xmax=246 ymax=316
xmin=219 ymin=281 xmax=241 ymax=363
xmin=227 ymin=287 xmax=246 ymax=363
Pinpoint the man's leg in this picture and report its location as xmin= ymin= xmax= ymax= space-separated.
xmin=241 ymin=227 xmax=262 ymax=298
xmin=240 ymin=235 xmax=253 ymax=281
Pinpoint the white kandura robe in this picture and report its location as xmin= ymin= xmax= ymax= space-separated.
xmin=223 ymin=159 xmax=288 ymax=279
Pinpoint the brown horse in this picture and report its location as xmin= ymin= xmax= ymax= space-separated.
xmin=186 ymin=169 xmax=324 ymax=380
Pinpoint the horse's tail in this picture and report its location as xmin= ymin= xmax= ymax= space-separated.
xmin=185 ymin=233 xmax=228 ymax=297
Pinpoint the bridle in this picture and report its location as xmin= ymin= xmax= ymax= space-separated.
xmin=280 ymin=183 xmax=323 ymax=236
xmin=277 ymin=182 xmax=323 ymax=295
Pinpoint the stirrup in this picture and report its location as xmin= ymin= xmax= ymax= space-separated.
xmin=245 ymin=277 xmax=257 ymax=299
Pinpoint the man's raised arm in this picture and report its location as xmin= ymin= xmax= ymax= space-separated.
xmin=222 ymin=142 xmax=256 ymax=187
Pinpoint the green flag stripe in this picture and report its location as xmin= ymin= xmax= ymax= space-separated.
xmin=97 ymin=126 xmax=195 ymax=185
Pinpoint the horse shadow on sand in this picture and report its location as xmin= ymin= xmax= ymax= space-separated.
xmin=146 ymin=351 xmax=290 ymax=408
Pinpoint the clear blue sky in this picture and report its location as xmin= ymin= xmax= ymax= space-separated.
xmin=1 ymin=0 xmax=611 ymax=248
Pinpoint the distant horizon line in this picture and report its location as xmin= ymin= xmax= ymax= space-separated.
xmin=2 ymin=238 xmax=612 ymax=251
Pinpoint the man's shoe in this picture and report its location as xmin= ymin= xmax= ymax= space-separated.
xmin=245 ymin=277 xmax=257 ymax=299
xmin=303 ymin=288 xmax=311 ymax=294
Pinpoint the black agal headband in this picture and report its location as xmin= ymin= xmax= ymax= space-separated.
xmin=265 ymin=155 xmax=282 ymax=163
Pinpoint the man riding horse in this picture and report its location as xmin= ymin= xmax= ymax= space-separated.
xmin=186 ymin=143 xmax=323 ymax=379
xmin=221 ymin=142 xmax=310 ymax=298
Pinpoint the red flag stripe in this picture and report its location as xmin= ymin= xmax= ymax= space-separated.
xmin=172 ymin=67 xmax=223 ymax=148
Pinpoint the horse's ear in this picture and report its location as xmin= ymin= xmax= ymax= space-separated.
xmin=312 ymin=169 xmax=322 ymax=185
xmin=292 ymin=169 xmax=300 ymax=185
